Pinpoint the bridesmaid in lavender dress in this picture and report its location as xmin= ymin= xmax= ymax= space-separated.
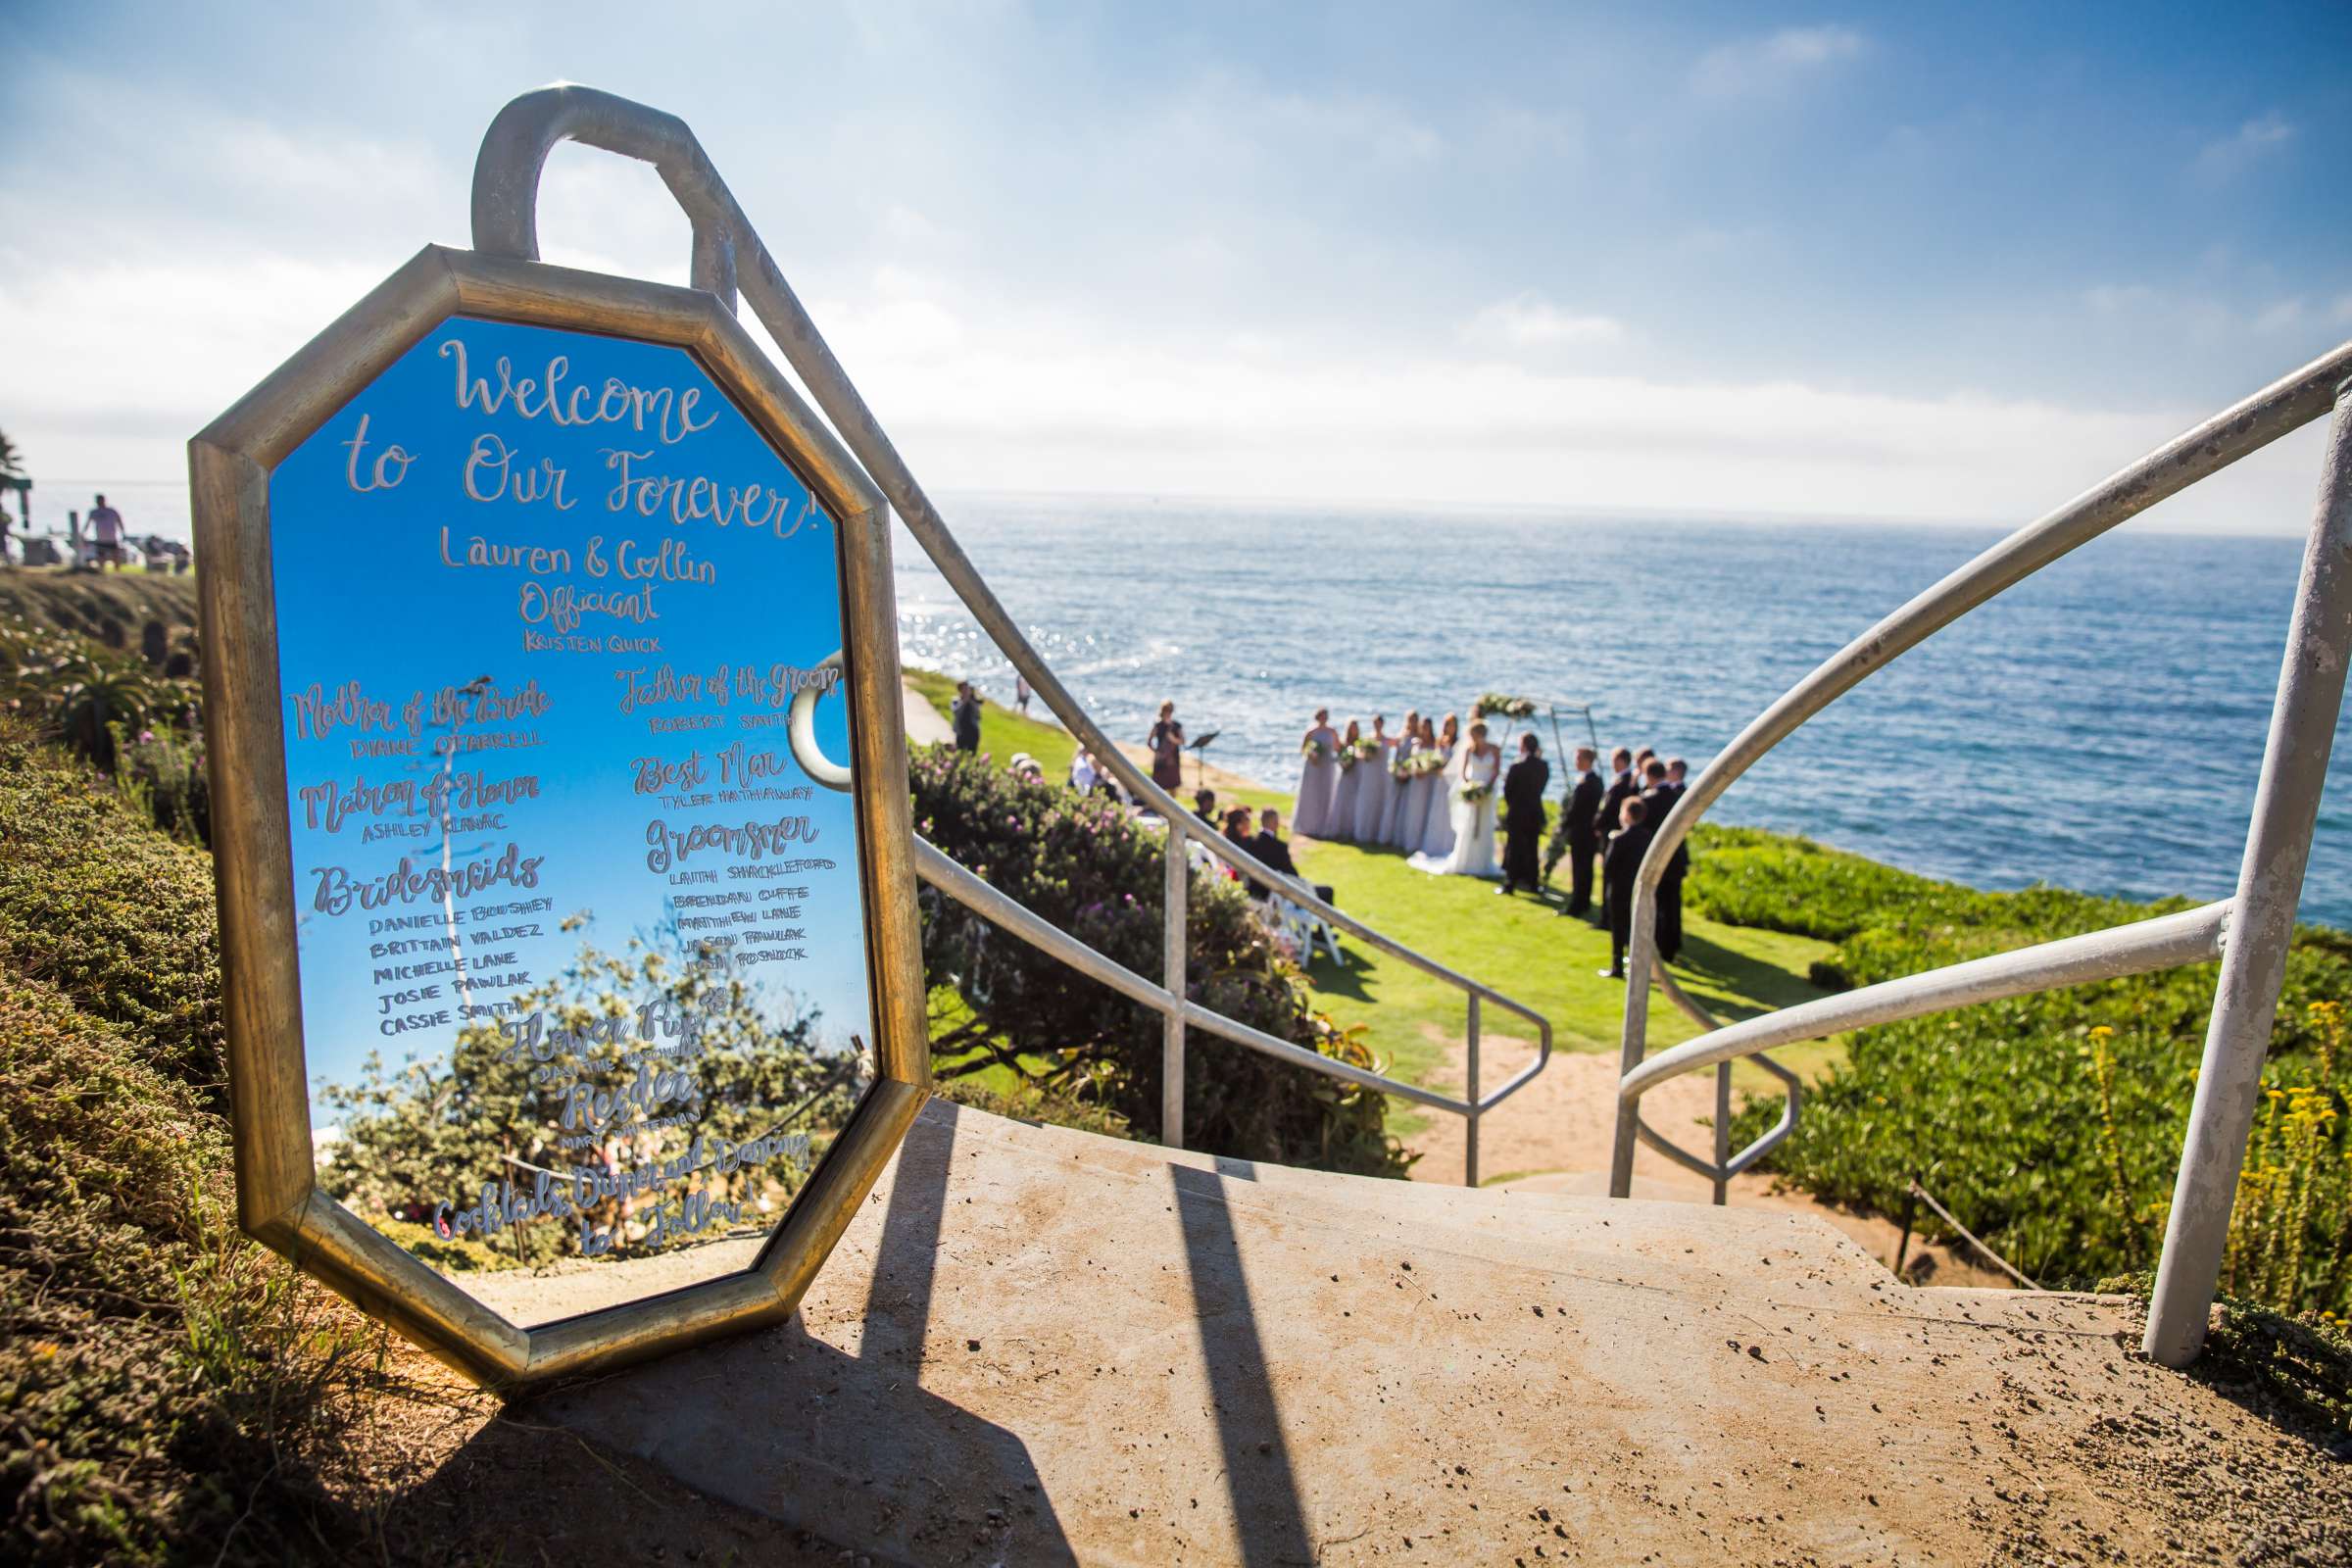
xmin=1414 ymin=713 xmax=1461 ymax=860
xmin=1379 ymin=710 xmax=1422 ymax=844
xmin=1327 ymin=719 xmax=1366 ymax=843
xmin=1293 ymin=709 xmax=1342 ymax=838
xmin=1352 ymin=715 xmax=1397 ymax=842
xmin=1394 ymin=715 xmax=1439 ymax=849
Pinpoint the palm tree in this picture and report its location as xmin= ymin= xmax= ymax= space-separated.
xmin=0 ymin=429 xmax=22 ymax=480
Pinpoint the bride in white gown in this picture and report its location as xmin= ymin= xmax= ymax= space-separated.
xmin=1409 ymin=720 xmax=1502 ymax=877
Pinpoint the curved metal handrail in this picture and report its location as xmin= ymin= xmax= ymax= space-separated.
xmin=470 ymin=83 xmax=1552 ymax=1185
xmin=1623 ymin=900 xmax=2231 ymax=1102
xmin=1611 ymin=341 xmax=2352 ymax=1198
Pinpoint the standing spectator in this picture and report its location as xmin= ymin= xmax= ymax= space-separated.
xmin=1147 ymin=700 xmax=1185 ymax=792
xmin=951 ymin=680 xmax=982 ymax=753
xmin=1013 ymin=674 xmax=1032 ymax=717
xmin=88 ymin=493 xmax=124 ymax=571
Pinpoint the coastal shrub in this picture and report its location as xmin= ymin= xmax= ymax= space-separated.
xmin=1 ymin=613 xmax=210 ymax=843
xmin=0 ymin=718 xmax=225 ymax=1091
xmin=911 ymin=744 xmax=1409 ymax=1176
xmin=0 ymin=972 xmax=374 ymax=1567
xmin=1709 ymin=827 xmax=2352 ymax=1312
xmin=935 ymin=1070 xmax=1134 ymax=1140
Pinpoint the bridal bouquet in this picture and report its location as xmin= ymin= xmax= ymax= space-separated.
xmin=1458 ymin=781 xmax=1494 ymax=805
xmin=1474 ymin=693 xmax=1537 ymax=719
xmin=1394 ymin=751 xmax=1448 ymax=780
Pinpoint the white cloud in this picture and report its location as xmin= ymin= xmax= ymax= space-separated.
xmin=2252 ymin=298 xmax=2307 ymax=335
xmin=1463 ymin=292 xmax=1627 ymax=352
xmin=2083 ymin=283 xmax=2160 ymax=316
xmin=2190 ymin=112 xmax=2294 ymax=184
xmin=1690 ymin=25 xmax=1866 ymax=100
xmin=6 ymin=241 xmax=2325 ymax=541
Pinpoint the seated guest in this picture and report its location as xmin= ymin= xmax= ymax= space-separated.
xmin=1221 ymin=807 xmax=1257 ymax=889
xmin=1069 ymin=750 xmax=1099 ymax=794
xmin=1248 ymin=807 xmax=1300 ymax=902
xmin=1600 ymin=796 xmax=1649 ymax=979
xmin=1007 ymin=751 xmax=1044 ymax=782
xmin=1252 ymin=808 xmax=1298 ymax=879
xmin=1195 ymin=787 xmax=1221 ymax=831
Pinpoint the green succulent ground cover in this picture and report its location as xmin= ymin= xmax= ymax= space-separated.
xmin=1698 ymin=827 xmax=2352 ymax=1318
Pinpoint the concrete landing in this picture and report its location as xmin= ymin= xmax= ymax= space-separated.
xmin=507 ymin=1102 xmax=2315 ymax=1565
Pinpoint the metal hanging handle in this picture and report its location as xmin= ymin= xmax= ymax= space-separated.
xmin=787 ymin=651 xmax=853 ymax=792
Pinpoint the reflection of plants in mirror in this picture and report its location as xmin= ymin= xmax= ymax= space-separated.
xmin=318 ymin=916 xmax=860 ymax=1272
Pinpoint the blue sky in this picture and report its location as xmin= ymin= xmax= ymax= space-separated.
xmin=4 ymin=1 xmax=2348 ymax=533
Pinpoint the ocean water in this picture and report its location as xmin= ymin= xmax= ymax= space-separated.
xmin=893 ymin=495 xmax=2352 ymax=928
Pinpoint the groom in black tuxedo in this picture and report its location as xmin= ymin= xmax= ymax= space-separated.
xmin=1498 ymin=734 xmax=1550 ymax=895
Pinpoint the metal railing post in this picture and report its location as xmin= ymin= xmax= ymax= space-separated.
xmin=1163 ymin=819 xmax=1189 ymax=1152
xmin=1465 ymin=994 xmax=1482 ymax=1188
xmin=1711 ymin=1063 xmax=1732 ymax=1206
xmin=1608 ymin=879 xmax=1661 ymax=1198
xmin=2145 ymin=380 xmax=2352 ymax=1366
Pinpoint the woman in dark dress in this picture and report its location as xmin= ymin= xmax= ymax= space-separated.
xmin=1147 ymin=700 xmax=1185 ymax=793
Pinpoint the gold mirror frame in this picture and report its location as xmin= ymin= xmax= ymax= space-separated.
xmin=190 ymin=245 xmax=929 ymax=1391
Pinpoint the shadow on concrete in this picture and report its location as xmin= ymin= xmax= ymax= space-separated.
xmin=522 ymin=1102 xmax=1077 ymax=1565
xmin=857 ymin=1092 xmax=957 ymax=1372
xmin=1170 ymin=1159 xmax=1319 ymax=1567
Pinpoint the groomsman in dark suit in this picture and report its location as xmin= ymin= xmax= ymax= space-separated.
xmin=1549 ymin=745 xmax=1604 ymax=916
xmin=1593 ymin=747 xmax=1638 ymax=924
xmin=1638 ymin=759 xmax=1690 ymax=963
xmin=1498 ymin=734 xmax=1550 ymax=895
xmin=1600 ymin=796 xmax=1649 ymax=978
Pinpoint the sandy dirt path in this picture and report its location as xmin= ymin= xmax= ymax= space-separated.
xmin=1403 ymin=1023 xmax=2012 ymax=1289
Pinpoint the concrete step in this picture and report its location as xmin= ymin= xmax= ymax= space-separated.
xmin=506 ymin=1098 xmax=2275 ymax=1566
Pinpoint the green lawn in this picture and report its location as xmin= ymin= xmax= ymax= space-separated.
xmin=902 ymin=669 xmax=1846 ymax=1136
xmin=905 ymin=666 xmax=1079 ymax=780
xmin=1295 ymin=836 xmax=1840 ymax=1132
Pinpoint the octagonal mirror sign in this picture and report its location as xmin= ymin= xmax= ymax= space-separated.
xmin=194 ymin=249 xmax=927 ymax=1385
